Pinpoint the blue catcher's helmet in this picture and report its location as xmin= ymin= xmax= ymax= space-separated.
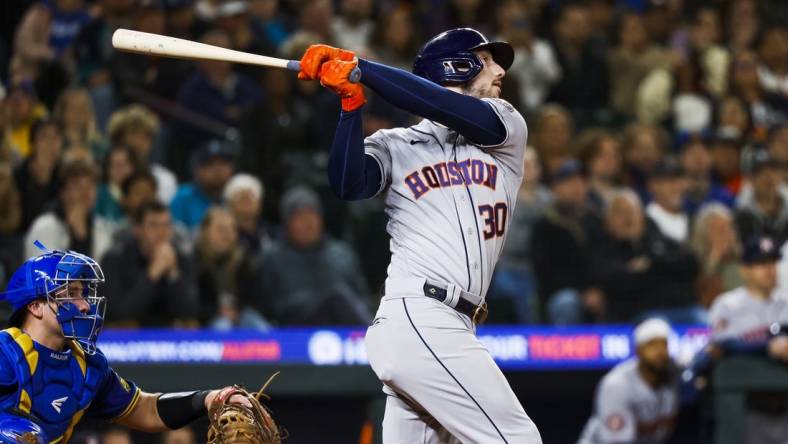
xmin=1 ymin=242 xmax=106 ymax=355
xmin=413 ymin=28 xmax=514 ymax=85
xmin=0 ymin=413 xmax=48 ymax=443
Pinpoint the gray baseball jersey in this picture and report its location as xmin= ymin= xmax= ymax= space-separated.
xmin=578 ymin=359 xmax=679 ymax=444
xmin=708 ymin=287 xmax=788 ymax=341
xmin=364 ymin=98 xmax=542 ymax=442
xmin=365 ymin=97 xmax=526 ymax=297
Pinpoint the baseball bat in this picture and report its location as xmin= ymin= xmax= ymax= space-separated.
xmin=111 ymin=29 xmax=361 ymax=83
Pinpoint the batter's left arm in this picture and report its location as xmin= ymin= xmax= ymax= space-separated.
xmin=357 ymin=59 xmax=507 ymax=146
xmin=327 ymin=109 xmax=385 ymax=200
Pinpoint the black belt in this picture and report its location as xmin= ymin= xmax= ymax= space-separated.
xmin=422 ymin=283 xmax=488 ymax=324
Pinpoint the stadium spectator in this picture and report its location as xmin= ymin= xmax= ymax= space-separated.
xmin=591 ymin=189 xmax=700 ymax=323
xmin=532 ymin=104 xmax=573 ymax=175
xmin=100 ymin=170 xmax=154 ymax=237
xmin=111 ymin=1 xmax=193 ymax=104
xmin=194 ymin=207 xmax=269 ymax=330
xmin=72 ymin=0 xmax=136 ymax=128
xmin=531 ymin=159 xmax=602 ymax=325
xmin=332 ymin=0 xmax=375 ymax=55
xmin=621 ymin=123 xmax=668 ymax=200
xmin=716 ymin=95 xmax=753 ymax=142
xmin=576 ymin=128 xmax=622 ymax=214
xmin=170 ymin=139 xmax=236 ymax=234
xmin=757 ymin=26 xmax=788 ymax=97
xmin=709 ymin=128 xmax=743 ymax=196
xmin=735 ymin=152 xmax=788 ymax=245
xmin=13 ymin=118 xmax=62 ymax=231
xmin=578 ymin=318 xmax=679 ymax=444
xmin=683 ymin=7 xmax=730 ymax=99
xmin=166 ymin=0 xmax=202 ymax=40
xmin=645 ymin=158 xmax=689 ymax=243
xmin=370 ymin=5 xmax=419 ymax=71
xmin=24 ymin=157 xmax=114 ymax=260
xmin=223 ymin=173 xmax=271 ymax=255
xmin=175 ymin=29 xmax=263 ymax=150
xmin=680 ymin=137 xmax=735 ymax=214
xmin=95 ymin=144 xmax=135 ymax=222
xmin=547 ymin=2 xmax=609 ymax=113
xmin=4 ymin=79 xmax=47 ymax=159
xmin=214 ymin=0 xmax=276 ymax=82
xmin=729 ymin=50 xmax=787 ymax=140
xmin=691 ymin=203 xmax=742 ymax=308
xmin=725 ymin=0 xmax=760 ymax=53
xmin=11 ymin=0 xmax=92 ymax=79
xmin=0 ymin=162 xmax=21 ymax=236
xmin=496 ymin=0 xmax=561 ymax=114
xmin=53 ymin=87 xmax=107 ymax=161
xmin=107 ymin=104 xmax=177 ymax=203
xmin=102 ymin=201 xmax=198 ymax=327
xmin=239 ymin=67 xmax=317 ymax=219
xmin=490 ymin=148 xmax=551 ymax=324
xmin=671 ymin=55 xmax=714 ymax=135
xmin=608 ymin=12 xmax=672 ymax=117
xmin=260 ymin=186 xmax=370 ymax=326
xmin=247 ymin=0 xmax=289 ymax=49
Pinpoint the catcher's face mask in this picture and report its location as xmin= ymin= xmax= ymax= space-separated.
xmin=45 ymin=251 xmax=106 ymax=355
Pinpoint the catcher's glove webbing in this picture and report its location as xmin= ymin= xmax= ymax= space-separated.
xmin=207 ymin=372 xmax=286 ymax=444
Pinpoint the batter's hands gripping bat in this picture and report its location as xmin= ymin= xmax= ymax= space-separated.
xmin=111 ymin=29 xmax=361 ymax=83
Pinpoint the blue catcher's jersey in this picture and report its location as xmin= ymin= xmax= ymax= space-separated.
xmin=0 ymin=328 xmax=140 ymax=443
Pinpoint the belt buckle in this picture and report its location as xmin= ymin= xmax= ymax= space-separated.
xmin=472 ymin=302 xmax=488 ymax=325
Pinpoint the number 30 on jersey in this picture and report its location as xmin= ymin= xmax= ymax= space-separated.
xmin=478 ymin=203 xmax=507 ymax=240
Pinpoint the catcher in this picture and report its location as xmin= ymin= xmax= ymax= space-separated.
xmin=0 ymin=244 xmax=282 ymax=443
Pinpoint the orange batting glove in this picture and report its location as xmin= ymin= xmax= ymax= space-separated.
xmin=298 ymin=44 xmax=355 ymax=81
xmin=319 ymin=58 xmax=366 ymax=112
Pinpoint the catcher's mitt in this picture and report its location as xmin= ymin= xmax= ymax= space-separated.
xmin=207 ymin=372 xmax=285 ymax=444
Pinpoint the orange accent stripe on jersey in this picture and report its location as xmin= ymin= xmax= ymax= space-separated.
xmin=113 ymin=387 xmax=142 ymax=422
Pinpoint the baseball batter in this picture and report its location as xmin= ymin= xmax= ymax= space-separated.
xmin=298 ymin=28 xmax=541 ymax=442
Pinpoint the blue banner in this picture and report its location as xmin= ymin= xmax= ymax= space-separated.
xmin=98 ymin=326 xmax=710 ymax=370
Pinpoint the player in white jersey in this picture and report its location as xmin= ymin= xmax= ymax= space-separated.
xmin=578 ymin=319 xmax=679 ymax=444
xmin=706 ymin=235 xmax=788 ymax=444
xmin=709 ymin=235 xmax=788 ymax=351
xmin=297 ymin=28 xmax=541 ymax=442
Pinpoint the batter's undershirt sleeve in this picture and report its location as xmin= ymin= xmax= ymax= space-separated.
xmin=328 ymin=109 xmax=383 ymax=200
xmin=357 ymin=59 xmax=506 ymax=146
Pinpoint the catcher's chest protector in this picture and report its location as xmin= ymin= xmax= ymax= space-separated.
xmin=0 ymin=328 xmax=104 ymax=442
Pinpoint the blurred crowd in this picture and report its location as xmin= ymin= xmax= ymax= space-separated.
xmin=0 ymin=0 xmax=786 ymax=329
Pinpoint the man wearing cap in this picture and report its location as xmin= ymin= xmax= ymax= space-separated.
xmin=646 ymin=158 xmax=689 ymax=243
xmin=532 ymin=158 xmax=605 ymax=324
xmin=170 ymin=140 xmax=236 ymax=234
xmin=707 ymin=235 xmax=788 ymax=444
xmin=578 ymin=318 xmax=679 ymax=444
xmin=709 ymin=235 xmax=788 ymax=357
xmin=259 ymin=186 xmax=371 ymax=326
xmin=735 ymin=152 xmax=788 ymax=246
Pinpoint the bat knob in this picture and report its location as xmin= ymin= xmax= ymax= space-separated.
xmin=348 ymin=67 xmax=362 ymax=83
xmin=287 ymin=60 xmax=362 ymax=83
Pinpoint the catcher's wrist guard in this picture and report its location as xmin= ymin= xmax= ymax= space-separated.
xmin=157 ymin=390 xmax=210 ymax=429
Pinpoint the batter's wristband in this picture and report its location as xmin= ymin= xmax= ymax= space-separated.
xmin=342 ymin=93 xmax=366 ymax=112
xmin=156 ymin=390 xmax=210 ymax=429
